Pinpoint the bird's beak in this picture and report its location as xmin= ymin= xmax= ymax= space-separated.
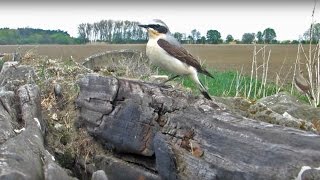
xmin=138 ymin=24 xmax=148 ymax=28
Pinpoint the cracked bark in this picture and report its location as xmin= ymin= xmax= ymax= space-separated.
xmin=0 ymin=84 xmax=75 ymax=180
xmin=76 ymin=75 xmax=320 ymax=180
xmin=0 ymin=62 xmax=76 ymax=180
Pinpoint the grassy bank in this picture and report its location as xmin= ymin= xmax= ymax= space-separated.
xmin=157 ymin=68 xmax=308 ymax=103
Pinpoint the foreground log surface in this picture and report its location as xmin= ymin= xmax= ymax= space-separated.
xmin=76 ymin=74 xmax=320 ymax=180
xmin=0 ymin=63 xmax=76 ymax=180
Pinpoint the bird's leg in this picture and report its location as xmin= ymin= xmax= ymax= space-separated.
xmin=158 ymin=75 xmax=180 ymax=89
xmin=162 ymin=75 xmax=180 ymax=84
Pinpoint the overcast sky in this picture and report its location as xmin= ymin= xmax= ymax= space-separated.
xmin=1 ymin=0 xmax=318 ymax=40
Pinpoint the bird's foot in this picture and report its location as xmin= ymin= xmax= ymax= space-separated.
xmin=158 ymin=83 xmax=173 ymax=89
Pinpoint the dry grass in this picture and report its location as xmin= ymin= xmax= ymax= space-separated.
xmin=0 ymin=44 xmax=145 ymax=64
xmin=2 ymin=43 xmax=312 ymax=102
xmin=292 ymin=42 xmax=320 ymax=107
xmin=291 ymin=3 xmax=320 ymax=107
xmin=0 ymin=44 xmax=311 ymax=81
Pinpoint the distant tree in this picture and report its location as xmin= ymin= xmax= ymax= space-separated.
xmin=97 ymin=20 xmax=105 ymax=41
xmin=77 ymin=19 xmax=148 ymax=43
xmin=262 ymin=28 xmax=276 ymax=43
xmin=107 ymin=20 xmax=114 ymax=42
xmin=181 ymin=33 xmax=187 ymax=40
xmin=173 ymin=32 xmax=183 ymax=42
xmin=196 ymin=31 xmax=201 ymax=43
xmin=303 ymin=23 xmax=320 ymax=43
xmin=78 ymin=23 xmax=88 ymax=43
xmin=241 ymin=33 xmax=255 ymax=44
xmin=234 ymin=39 xmax=240 ymax=44
xmin=123 ymin=20 xmax=131 ymax=42
xmin=0 ymin=27 xmax=78 ymax=45
xmin=280 ymin=40 xmax=291 ymax=44
xmin=291 ymin=40 xmax=300 ymax=44
xmin=85 ymin=23 xmax=92 ymax=42
xmin=191 ymin=29 xmax=201 ymax=44
xmin=300 ymin=40 xmax=308 ymax=44
xmin=93 ymin=22 xmax=100 ymax=42
xmin=112 ymin=21 xmax=122 ymax=43
xmin=50 ymin=33 xmax=73 ymax=44
xmin=0 ymin=28 xmax=18 ymax=44
xmin=200 ymin=36 xmax=206 ymax=44
xmin=30 ymin=34 xmax=43 ymax=44
xmin=256 ymin=31 xmax=263 ymax=44
xmin=181 ymin=33 xmax=187 ymax=44
xmin=206 ymin=30 xmax=222 ymax=44
xmin=187 ymin=35 xmax=193 ymax=44
xmin=226 ymin=34 xmax=234 ymax=43
xmin=271 ymin=39 xmax=279 ymax=44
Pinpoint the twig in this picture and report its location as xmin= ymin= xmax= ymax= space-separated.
xmin=247 ymin=44 xmax=257 ymax=98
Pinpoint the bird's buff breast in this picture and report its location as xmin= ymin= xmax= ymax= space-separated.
xmin=146 ymin=41 xmax=191 ymax=75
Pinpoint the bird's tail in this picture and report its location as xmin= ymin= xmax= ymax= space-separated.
xmin=201 ymin=69 xmax=214 ymax=79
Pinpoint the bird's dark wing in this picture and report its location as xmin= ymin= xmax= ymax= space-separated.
xmin=157 ymin=39 xmax=201 ymax=70
xmin=157 ymin=39 xmax=213 ymax=78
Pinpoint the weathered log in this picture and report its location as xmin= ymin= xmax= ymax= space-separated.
xmin=0 ymin=84 xmax=76 ymax=180
xmin=91 ymin=170 xmax=109 ymax=180
xmin=0 ymin=90 xmax=16 ymax=143
xmin=76 ymin=74 xmax=320 ymax=180
xmin=0 ymin=63 xmax=77 ymax=180
xmin=0 ymin=62 xmax=36 ymax=92
xmin=94 ymin=155 xmax=161 ymax=180
xmin=153 ymin=133 xmax=178 ymax=180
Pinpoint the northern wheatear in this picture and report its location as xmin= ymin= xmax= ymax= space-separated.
xmin=294 ymin=70 xmax=313 ymax=100
xmin=138 ymin=19 xmax=213 ymax=100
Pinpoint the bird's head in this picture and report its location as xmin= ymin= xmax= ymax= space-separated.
xmin=138 ymin=19 xmax=170 ymax=38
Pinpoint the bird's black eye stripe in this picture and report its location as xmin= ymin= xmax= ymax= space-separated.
xmin=148 ymin=24 xmax=168 ymax=34
xmin=157 ymin=26 xmax=168 ymax=33
xmin=148 ymin=24 xmax=160 ymax=29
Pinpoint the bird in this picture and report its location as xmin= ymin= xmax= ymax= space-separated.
xmin=294 ymin=70 xmax=313 ymax=100
xmin=138 ymin=19 xmax=213 ymax=100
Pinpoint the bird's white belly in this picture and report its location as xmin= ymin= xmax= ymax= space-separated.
xmin=146 ymin=42 xmax=191 ymax=75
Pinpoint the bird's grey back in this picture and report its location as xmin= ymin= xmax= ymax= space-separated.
xmin=163 ymin=35 xmax=182 ymax=47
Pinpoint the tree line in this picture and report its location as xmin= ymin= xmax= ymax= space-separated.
xmin=0 ymin=28 xmax=80 ymax=45
xmin=175 ymin=27 xmax=304 ymax=44
xmin=78 ymin=19 xmax=319 ymax=45
xmin=77 ymin=20 xmax=147 ymax=43
xmin=0 ymin=20 xmax=318 ymax=45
